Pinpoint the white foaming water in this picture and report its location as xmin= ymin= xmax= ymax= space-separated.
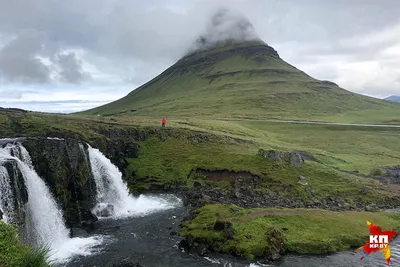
xmin=87 ymin=145 xmax=182 ymax=219
xmin=0 ymin=166 xmax=13 ymax=223
xmin=0 ymin=143 xmax=104 ymax=264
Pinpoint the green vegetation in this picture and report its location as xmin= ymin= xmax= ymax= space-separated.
xmin=1 ymin=110 xmax=400 ymax=259
xmin=180 ymin=204 xmax=400 ymax=259
xmin=80 ymin=41 xmax=400 ymax=123
xmin=0 ymin=221 xmax=51 ymax=267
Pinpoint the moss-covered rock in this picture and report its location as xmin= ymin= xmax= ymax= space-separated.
xmin=179 ymin=204 xmax=400 ymax=260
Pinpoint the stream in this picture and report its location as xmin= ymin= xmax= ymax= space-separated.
xmin=64 ymin=205 xmax=400 ymax=267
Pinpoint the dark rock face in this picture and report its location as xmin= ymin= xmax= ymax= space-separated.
xmin=70 ymin=228 xmax=89 ymax=238
xmin=178 ymin=236 xmax=209 ymax=256
xmin=258 ymin=149 xmax=305 ymax=167
xmin=380 ymin=166 xmax=400 ymax=184
xmin=0 ymin=209 xmax=3 ymax=220
xmin=183 ymin=168 xmax=369 ymax=211
xmin=22 ymin=138 xmax=98 ymax=229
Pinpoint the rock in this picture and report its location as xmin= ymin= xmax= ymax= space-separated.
xmin=160 ymin=132 xmax=166 ymax=142
xmin=289 ymin=153 xmax=304 ymax=167
xmin=70 ymin=228 xmax=89 ymax=238
xmin=265 ymin=227 xmax=285 ymax=258
xmin=201 ymin=194 xmax=212 ymax=203
xmin=298 ymin=176 xmax=308 ymax=186
xmin=80 ymin=210 xmax=98 ymax=229
xmin=258 ymin=149 xmax=304 ymax=167
xmin=178 ymin=238 xmax=192 ymax=252
xmin=343 ymin=203 xmax=351 ymax=210
xmin=0 ymin=209 xmax=3 ymax=220
xmin=193 ymin=181 xmax=202 ymax=188
xmin=365 ymin=204 xmax=379 ymax=212
xmin=224 ymin=226 xmax=235 ymax=240
xmin=214 ymin=220 xmax=229 ymax=231
xmin=170 ymin=231 xmax=178 ymax=236
xmin=94 ymin=203 xmax=115 ymax=218
xmin=112 ymin=258 xmax=143 ymax=267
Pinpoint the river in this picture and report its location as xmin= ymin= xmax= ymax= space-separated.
xmin=64 ymin=205 xmax=400 ymax=267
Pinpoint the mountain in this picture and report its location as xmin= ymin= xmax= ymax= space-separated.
xmin=385 ymin=96 xmax=400 ymax=103
xmin=82 ymin=10 xmax=400 ymax=120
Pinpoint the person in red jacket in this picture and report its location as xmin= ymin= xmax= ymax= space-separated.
xmin=162 ymin=117 xmax=166 ymax=127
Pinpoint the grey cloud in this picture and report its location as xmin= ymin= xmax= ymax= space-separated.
xmin=0 ymin=0 xmax=399 ymax=98
xmin=189 ymin=8 xmax=260 ymax=52
xmin=52 ymin=52 xmax=91 ymax=84
xmin=0 ymin=89 xmax=23 ymax=99
xmin=0 ymin=30 xmax=50 ymax=83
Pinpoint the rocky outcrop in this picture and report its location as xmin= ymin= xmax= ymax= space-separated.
xmin=22 ymin=138 xmax=98 ymax=229
xmin=182 ymin=169 xmax=381 ymax=211
xmin=258 ymin=149 xmax=305 ymax=167
xmin=380 ymin=166 xmax=400 ymax=184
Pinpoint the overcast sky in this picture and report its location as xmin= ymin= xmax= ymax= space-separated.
xmin=0 ymin=0 xmax=399 ymax=113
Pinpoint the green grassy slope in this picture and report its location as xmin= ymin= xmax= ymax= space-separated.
xmin=81 ymin=41 xmax=400 ymax=122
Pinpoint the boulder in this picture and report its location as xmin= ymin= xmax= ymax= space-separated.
xmin=70 ymin=228 xmax=89 ymax=238
xmin=298 ymin=176 xmax=308 ymax=186
xmin=94 ymin=203 xmax=115 ymax=218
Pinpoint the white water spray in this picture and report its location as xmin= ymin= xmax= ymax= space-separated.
xmin=0 ymin=143 xmax=104 ymax=264
xmin=0 ymin=166 xmax=14 ymax=223
xmin=87 ymin=145 xmax=181 ymax=219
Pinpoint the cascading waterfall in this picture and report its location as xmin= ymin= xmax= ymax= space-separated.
xmin=87 ymin=145 xmax=181 ymax=219
xmin=0 ymin=166 xmax=14 ymax=223
xmin=0 ymin=143 xmax=104 ymax=264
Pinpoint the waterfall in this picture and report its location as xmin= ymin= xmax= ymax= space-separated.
xmin=87 ymin=145 xmax=181 ymax=219
xmin=0 ymin=143 xmax=104 ymax=264
xmin=0 ymin=166 xmax=14 ymax=224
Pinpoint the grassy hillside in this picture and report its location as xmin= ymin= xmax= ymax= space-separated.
xmin=81 ymin=41 xmax=400 ymax=122
xmin=2 ymin=110 xmax=400 ymax=259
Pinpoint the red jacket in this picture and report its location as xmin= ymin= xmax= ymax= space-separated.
xmin=162 ymin=118 xmax=166 ymax=124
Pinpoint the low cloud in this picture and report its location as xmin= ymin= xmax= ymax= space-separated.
xmin=189 ymin=8 xmax=261 ymax=52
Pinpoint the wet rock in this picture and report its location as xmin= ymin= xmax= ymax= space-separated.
xmin=0 ymin=209 xmax=3 ymax=220
xmin=95 ymin=203 xmax=115 ymax=218
xmin=170 ymin=231 xmax=178 ymax=236
xmin=112 ymin=258 xmax=143 ymax=267
xmin=70 ymin=228 xmax=89 ymax=238
xmin=178 ymin=236 xmax=209 ymax=256
xmin=298 ymin=176 xmax=308 ymax=186
xmin=80 ymin=210 xmax=98 ymax=229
